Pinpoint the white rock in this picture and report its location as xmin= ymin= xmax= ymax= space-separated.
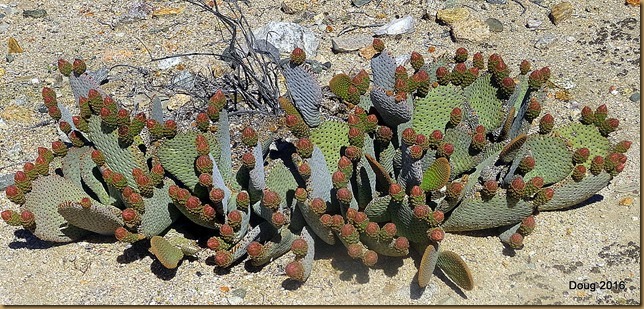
xmin=157 ymin=57 xmax=182 ymax=70
xmin=253 ymin=22 xmax=319 ymax=56
xmin=374 ymin=15 xmax=415 ymax=36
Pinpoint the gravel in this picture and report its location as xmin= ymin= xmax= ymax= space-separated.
xmin=0 ymin=0 xmax=640 ymax=305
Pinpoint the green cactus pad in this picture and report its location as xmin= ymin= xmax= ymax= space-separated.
xmin=436 ymin=250 xmax=474 ymax=291
xmin=297 ymin=227 xmax=316 ymax=282
xmin=149 ymin=235 xmax=184 ymax=269
xmin=265 ymin=159 xmax=298 ymax=207
xmin=87 ymin=116 xmax=147 ymax=189
xmin=78 ymin=149 xmax=113 ymax=205
xmin=523 ymin=135 xmax=574 ymax=185
xmin=360 ymin=235 xmax=408 ymax=257
xmin=555 ymin=123 xmax=611 ymax=168
xmin=308 ymin=146 xmax=333 ymax=202
xmin=157 ymin=131 xmax=219 ymax=192
xmin=61 ymin=146 xmax=85 ymax=187
xmin=441 ymin=195 xmax=533 ymax=232
xmin=217 ymin=109 xmax=233 ymax=184
xmin=370 ymin=88 xmax=413 ymax=127
xmin=539 ymin=171 xmax=612 ymax=211
xmin=296 ymin=200 xmax=335 ymax=245
xmin=371 ymin=51 xmax=396 ymax=91
xmin=310 ymin=119 xmax=349 ymax=171
xmin=418 ymin=244 xmax=439 ymax=288
xmin=389 ymin=197 xmax=432 ymax=244
xmin=139 ymin=179 xmax=182 ymax=237
xmin=283 ymin=64 xmax=322 ymax=127
xmin=364 ymin=195 xmax=392 ymax=222
xmin=249 ymin=227 xmax=296 ymax=266
xmin=420 ymin=157 xmax=450 ymax=191
xmin=443 ymin=127 xmax=478 ymax=178
xmin=57 ymin=201 xmax=123 ymax=235
xmin=412 ymin=84 xmax=465 ymax=137
xmin=463 ymin=74 xmax=505 ymax=130
xmin=23 ymin=175 xmax=90 ymax=242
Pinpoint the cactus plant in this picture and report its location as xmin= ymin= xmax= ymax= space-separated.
xmin=1 ymin=42 xmax=630 ymax=293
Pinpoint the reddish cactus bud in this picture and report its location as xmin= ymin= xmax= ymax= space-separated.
xmin=364 ymin=114 xmax=379 ymax=133
xmin=572 ymin=148 xmax=590 ymax=164
xmin=437 ymin=142 xmax=454 ymax=158
xmin=220 ymin=224 xmax=234 ymax=239
xmin=199 ymin=207 xmax=214 ymax=221
xmin=579 ymin=105 xmax=595 ymax=124
xmin=613 ymin=140 xmax=632 ymax=153
xmin=13 ymin=171 xmax=31 ymax=193
xmin=428 ymin=227 xmax=445 ymax=242
xmin=332 ymin=170 xmax=348 ymax=189
xmin=42 ymin=87 xmax=57 ymax=108
xmin=364 ymin=222 xmax=380 ymax=238
xmin=429 ymin=130 xmax=443 ymax=148
xmin=48 ymin=105 xmax=62 ymax=121
xmin=528 ymin=69 xmax=544 ymax=90
xmin=195 ymin=155 xmax=213 ymax=174
xmin=51 ymin=140 xmax=67 ymax=157
xmin=539 ymin=67 xmax=551 ymax=81
xmin=590 ymin=156 xmax=604 ymax=175
xmin=6 ymin=185 xmax=25 ymax=204
xmin=198 ymin=173 xmax=213 ymax=187
xmin=175 ymin=188 xmax=190 ymax=206
xmin=209 ymin=89 xmax=227 ymax=110
xmin=23 ymin=162 xmax=37 ymax=180
xmin=470 ymin=132 xmax=486 ymax=152
xmin=449 ymin=107 xmax=462 ymax=126
xmin=344 ymin=146 xmax=362 ymax=162
xmin=413 ymin=204 xmax=430 ymax=219
xmin=185 ymin=196 xmax=202 ymax=210
xmin=18 ymin=210 xmax=34 ymax=227
xmin=330 ymin=214 xmax=345 ymax=230
xmin=207 ymin=237 xmax=225 ymax=250
xmin=519 ymin=215 xmax=536 ymax=236
xmin=509 ymin=176 xmax=526 ymax=200
xmin=395 ymin=65 xmax=408 ymax=83
xmin=482 ymin=180 xmax=498 ymax=198
xmin=122 ymin=208 xmax=138 ymax=222
xmin=415 ymin=134 xmax=430 ymax=151
xmin=236 ymin=191 xmax=250 ymax=209
xmin=372 ymin=38 xmax=385 ymax=52
xmin=454 ymin=47 xmax=468 ymax=63
xmin=472 ymin=52 xmax=485 ymax=69
xmin=123 ymin=186 xmax=135 ymax=199
xmin=298 ymin=162 xmax=311 ymax=179
xmin=146 ymin=119 xmax=164 ymax=140
xmin=79 ymin=197 xmax=92 ymax=209
xmin=518 ymin=156 xmax=536 ymax=174
xmin=599 ymin=118 xmax=619 ymax=136
xmin=34 ymin=155 xmax=49 ymax=176
xmin=72 ymin=58 xmax=87 ymax=75
xmin=58 ymin=59 xmax=73 ymax=76
xmin=291 ymin=238 xmax=308 ymax=258
xmin=296 ymin=138 xmax=314 ymax=158
xmin=507 ymin=233 xmax=524 ymax=249
xmin=100 ymin=107 xmax=117 ymax=127
xmin=436 ymin=66 xmax=450 ymax=85
xmin=362 ymin=250 xmax=378 ymax=267
xmin=572 ymin=165 xmax=586 ymax=182
xmin=519 ymin=60 xmax=531 ymax=75
xmin=525 ymin=98 xmax=542 ymax=121
xmin=310 ymin=198 xmax=326 ymax=215
xmin=226 ymin=210 xmax=242 ymax=228
xmin=381 ymin=222 xmax=397 ymax=239
xmin=399 ymin=128 xmax=416 ymax=147
xmin=394 ymin=237 xmax=409 ymax=252
xmin=294 ymin=187 xmax=308 ymax=203
xmin=117 ymin=125 xmax=132 ymax=145
xmin=388 ymin=183 xmax=404 ymax=202
xmin=214 ymin=250 xmax=233 ymax=267
xmin=375 ymin=126 xmax=393 ymax=145
xmin=446 ymin=182 xmax=464 ymax=200
xmin=246 ymin=241 xmax=264 ymax=259
xmin=1 ymin=209 xmax=20 ymax=226
xmin=410 ymin=51 xmax=425 ymax=71
xmin=409 ymin=185 xmax=425 ymax=206
xmin=500 ymin=77 xmax=516 ymax=97
xmin=290 ymin=47 xmax=306 ymax=65
xmin=209 ymin=188 xmax=225 ymax=204
xmin=241 ymin=127 xmax=258 ymax=147
xmin=320 ymin=214 xmax=333 ymax=229
xmin=408 ymin=145 xmax=424 ymax=160
xmin=239 ymin=152 xmax=255 ymax=170
xmin=340 ymin=223 xmax=359 ymax=244
xmin=539 ymin=113 xmax=554 ymax=134
xmin=194 ymin=135 xmax=210 ymax=156
xmin=337 ymin=156 xmax=353 ymax=176
xmin=433 ymin=210 xmax=444 ymax=224
xmin=285 ymin=261 xmax=305 ymax=281
xmin=194 ymin=113 xmax=210 ymax=132
xmin=336 ymin=187 xmax=353 ymax=204
xmin=262 ymin=190 xmax=281 ymax=210
xmin=271 ymin=211 xmax=288 ymax=227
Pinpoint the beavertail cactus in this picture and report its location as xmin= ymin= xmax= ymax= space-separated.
xmin=1 ymin=43 xmax=630 ymax=294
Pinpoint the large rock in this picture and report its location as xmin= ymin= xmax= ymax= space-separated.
xmin=450 ymin=19 xmax=490 ymax=43
xmin=253 ymin=22 xmax=319 ymax=56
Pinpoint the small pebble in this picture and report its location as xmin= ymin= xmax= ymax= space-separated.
xmin=352 ymin=0 xmax=373 ymax=7
xmin=486 ymin=0 xmax=508 ymax=4
xmin=619 ymin=197 xmax=634 ymax=206
xmin=436 ymin=7 xmax=470 ymax=25
xmin=0 ymin=173 xmax=14 ymax=191
xmin=549 ymin=2 xmax=573 ymax=25
xmin=22 ymin=9 xmax=47 ymax=18
xmin=629 ymin=92 xmax=640 ymax=102
xmin=485 ymin=18 xmax=503 ymax=32
xmin=534 ymin=34 xmax=557 ymax=49
xmin=526 ymin=19 xmax=542 ymax=29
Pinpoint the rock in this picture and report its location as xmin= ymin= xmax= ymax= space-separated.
xmin=226 ymin=296 xmax=243 ymax=305
xmin=485 ymin=18 xmax=503 ymax=32
xmin=450 ymin=19 xmax=491 ymax=43
xmin=436 ymin=296 xmax=457 ymax=305
xmin=526 ymin=19 xmax=543 ymax=29
xmin=0 ymin=117 xmax=7 ymax=130
xmin=0 ymin=173 xmax=14 ymax=191
xmin=359 ymin=45 xmax=377 ymax=60
xmin=374 ymin=15 xmax=415 ymax=36
xmin=534 ymin=34 xmax=557 ymax=49
xmin=254 ymin=22 xmax=319 ymax=56
xmin=486 ymin=0 xmax=508 ymax=3
xmin=171 ymin=71 xmax=195 ymax=91
xmin=281 ymin=0 xmax=309 ymax=14
xmin=157 ymin=57 xmax=182 ymax=70
xmin=166 ymin=94 xmax=191 ymax=111
xmin=8 ymin=37 xmax=23 ymax=53
xmin=436 ymin=8 xmax=470 ymax=25
xmin=22 ymin=9 xmax=47 ymax=18
xmin=549 ymin=2 xmax=573 ymax=25
xmin=352 ymin=0 xmax=373 ymax=7
xmin=629 ymin=92 xmax=640 ymax=102
xmin=331 ymin=35 xmax=373 ymax=53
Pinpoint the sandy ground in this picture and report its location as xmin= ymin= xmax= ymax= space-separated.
xmin=0 ymin=0 xmax=640 ymax=305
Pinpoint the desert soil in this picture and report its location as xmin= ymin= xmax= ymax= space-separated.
xmin=0 ymin=0 xmax=640 ymax=305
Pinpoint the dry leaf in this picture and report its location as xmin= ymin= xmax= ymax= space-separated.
xmin=626 ymin=0 xmax=640 ymax=6
xmin=8 ymin=37 xmax=24 ymax=54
